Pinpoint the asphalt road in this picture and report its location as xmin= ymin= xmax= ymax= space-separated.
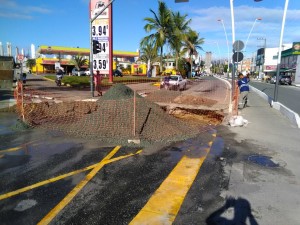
xmin=250 ymin=80 xmax=300 ymax=114
xmin=0 ymin=112 xmax=225 ymax=225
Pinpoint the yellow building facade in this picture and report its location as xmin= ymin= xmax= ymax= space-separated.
xmin=33 ymin=45 xmax=141 ymax=75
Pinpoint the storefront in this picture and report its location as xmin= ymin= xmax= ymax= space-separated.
xmin=281 ymin=42 xmax=300 ymax=84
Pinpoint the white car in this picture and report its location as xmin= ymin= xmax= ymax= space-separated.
xmin=71 ymin=68 xmax=86 ymax=76
xmin=161 ymin=75 xmax=187 ymax=91
xmin=84 ymin=69 xmax=91 ymax=76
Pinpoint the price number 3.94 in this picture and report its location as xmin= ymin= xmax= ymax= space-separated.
xmin=92 ymin=25 xmax=109 ymax=37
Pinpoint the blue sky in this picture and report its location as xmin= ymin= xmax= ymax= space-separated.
xmin=0 ymin=0 xmax=299 ymax=59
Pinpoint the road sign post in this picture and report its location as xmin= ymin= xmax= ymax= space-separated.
xmin=232 ymin=40 xmax=245 ymax=98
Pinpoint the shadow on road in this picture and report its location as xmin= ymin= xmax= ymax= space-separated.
xmin=206 ymin=196 xmax=259 ymax=225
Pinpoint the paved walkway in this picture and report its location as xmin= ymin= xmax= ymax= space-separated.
xmin=220 ymin=90 xmax=300 ymax=224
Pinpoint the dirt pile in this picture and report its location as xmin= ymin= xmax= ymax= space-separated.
xmin=59 ymin=84 xmax=203 ymax=144
xmin=19 ymin=84 xmax=220 ymax=145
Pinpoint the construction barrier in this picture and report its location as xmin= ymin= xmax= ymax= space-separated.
xmin=12 ymin=77 xmax=230 ymax=144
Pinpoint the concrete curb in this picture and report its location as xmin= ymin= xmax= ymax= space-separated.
xmin=214 ymin=76 xmax=232 ymax=113
xmin=250 ymin=85 xmax=300 ymax=128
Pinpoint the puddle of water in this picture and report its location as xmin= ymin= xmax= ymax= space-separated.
xmin=0 ymin=112 xmax=19 ymax=135
xmin=14 ymin=199 xmax=37 ymax=212
xmin=210 ymin=136 xmax=224 ymax=157
xmin=247 ymin=155 xmax=279 ymax=168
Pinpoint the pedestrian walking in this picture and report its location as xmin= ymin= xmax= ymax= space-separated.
xmin=237 ymin=72 xmax=250 ymax=108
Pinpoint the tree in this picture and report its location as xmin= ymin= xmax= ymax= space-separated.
xmin=139 ymin=40 xmax=159 ymax=75
xmin=26 ymin=59 xmax=36 ymax=72
xmin=169 ymin=11 xmax=191 ymax=70
xmin=182 ymin=29 xmax=204 ymax=78
xmin=71 ymin=55 xmax=88 ymax=70
xmin=141 ymin=1 xmax=172 ymax=73
xmin=200 ymin=60 xmax=205 ymax=72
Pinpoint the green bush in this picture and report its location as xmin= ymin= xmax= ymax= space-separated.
xmin=44 ymin=75 xmax=160 ymax=87
xmin=62 ymin=76 xmax=90 ymax=87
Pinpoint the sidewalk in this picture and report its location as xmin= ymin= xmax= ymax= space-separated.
xmin=220 ymin=90 xmax=300 ymax=224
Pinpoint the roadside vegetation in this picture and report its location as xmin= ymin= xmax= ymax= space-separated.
xmin=44 ymin=75 xmax=160 ymax=87
xmin=139 ymin=0 xmax=205 ymax=77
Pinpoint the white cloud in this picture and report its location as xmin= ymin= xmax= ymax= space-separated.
xmin=188 ymin=5 xmax=300 ymax=58
xmin=0 ymin=12 xmax=32 ymax=19
xmin=26 ymin=6 xmax=51 ymax=14
xmin=0 ymin=0 xmax=51 ymax=19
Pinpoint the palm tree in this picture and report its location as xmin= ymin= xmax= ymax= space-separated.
xmin=169 ymin=11 xmax=191 ymax=70
xmin=71 ymin=55 xmax=88 ymax=70
xmin=182 ymin=29 xmax=205 ymax=78
xmin=141 ymin=1 xmax=172 ymax=73
xmin=139 ymin=41 xmax=159 ymax=76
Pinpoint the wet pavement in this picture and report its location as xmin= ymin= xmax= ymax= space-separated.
xmin=1 ymin=74 xmax=300 ymax=224
xmin=0 ymin=110 xmax=221 ymax=224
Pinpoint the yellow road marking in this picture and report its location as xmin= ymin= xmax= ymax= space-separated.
xmin=0 ymin=146 xmax=22 ymax=153
xmin=0 ymin=140 xmax=37 ymax=153
xmin=130 ymin=141 xmax=213 ymax=225
xmin=0 ymin=149 xmax=142 ymax=201
xmin=38 ymin=146 xmax=122 ymax=225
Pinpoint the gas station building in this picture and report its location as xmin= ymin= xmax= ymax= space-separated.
xmin=33 ymin=45 xmax=140 ymax=74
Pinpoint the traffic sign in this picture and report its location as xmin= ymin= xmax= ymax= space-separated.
xmin=232 ymin=52 xmax=244 ymax=63
xmin=233 ymin=40 xmax=244 ymax=52
xmin=17 ymin=54 xmax=24 ymax=61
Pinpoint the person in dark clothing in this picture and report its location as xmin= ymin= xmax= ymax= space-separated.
xmin=237 ymin=72 xmax=250 ymax=108
xmin=55 ymin=68 xmax=64 ymax=86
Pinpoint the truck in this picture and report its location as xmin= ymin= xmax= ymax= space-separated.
xmin=160 ymin=75 xmax=187 ymax=91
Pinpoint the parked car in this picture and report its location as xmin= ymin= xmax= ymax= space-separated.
xmin=72 ymin=68 xmax=86 ymax=76
xmin=161 ymin=75 xmax=187 ymax=91
xmin=113 ymin=69 xmax=123 ymax=77
xmin=279 ymin=75 xmax=292 ymax=85
xmin=269 ymin=75 xmax=292 ymax=85
xmin=269 ymin=76 xmax=276 ymax=84
xmin=84 ymin=69 xmax=91 ymax=76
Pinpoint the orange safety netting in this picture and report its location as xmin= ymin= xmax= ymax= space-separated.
xmin=13 ymin=78 xmax=230 ymax=144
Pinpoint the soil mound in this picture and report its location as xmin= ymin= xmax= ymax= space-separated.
xmin=62 ymin=84 xmax=202 ymax=144
xmin=101 ymin=83 xmax=141 ymax=100
xmin=21 ymin=84 xmax=209 ymax=145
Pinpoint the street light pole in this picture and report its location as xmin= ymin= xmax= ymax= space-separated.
xmin=217 ymin=19 xmax=230 ymax=78
xmin=229 ymin=0 xmax=236 ymax=99
xmin=274 ymin=0 xmax=289 ymax=102
xmin=244 ymin=18 xmax=262 ymax=52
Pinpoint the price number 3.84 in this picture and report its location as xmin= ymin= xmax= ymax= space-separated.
xmin=93 ymin=59 xmax=108 ymax=70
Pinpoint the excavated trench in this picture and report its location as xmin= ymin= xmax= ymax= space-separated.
xmin=161 ymin=106 xmax=225 ymax=126
xmin=11 ymin=84 xmax=227 ymax=143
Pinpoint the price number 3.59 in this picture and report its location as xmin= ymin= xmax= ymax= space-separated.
xmin=93 ymin=59 xmax=108 ymax=70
